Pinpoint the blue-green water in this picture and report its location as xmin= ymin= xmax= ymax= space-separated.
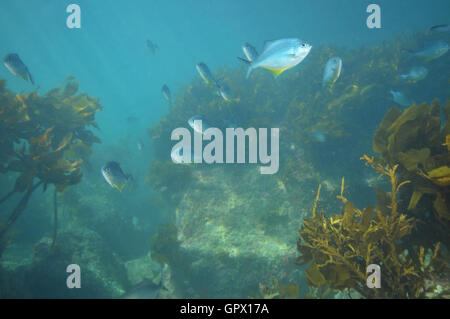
xmin=0 ymin=0 xmax=449 ymax=299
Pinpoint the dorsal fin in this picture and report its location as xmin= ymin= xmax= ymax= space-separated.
xmin=262 ymin=40 xmax=277 ymax=51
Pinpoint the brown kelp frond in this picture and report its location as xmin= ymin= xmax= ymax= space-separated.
xmin=373 ymin=100 xmax=450 ymax=229
xmin=296 ymin=156 xmax=443 ymax=298
xmin=0 ymin=77 xmax=102 ymax=251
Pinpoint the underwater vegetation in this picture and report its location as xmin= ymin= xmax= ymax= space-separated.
xmin=145 ymin=160 xmax=193 ymax=203
xmin=149 ymin=222 xmax=182 ymax=266
xmin=296 ymin=155 xmax=448 ymax=298
xmin=143 ymin=30 xmax=449 ymax=298
xmin=0 ymin=77 xmax=102 ymax=255
xmin=147 ymin=31 xmax=449 ymax=194
xmin=373 ymin=100 xmax=450 ymax=231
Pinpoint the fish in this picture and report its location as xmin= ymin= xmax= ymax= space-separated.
xmin=245 ymin=38 xmax=312 ymax=79
xmin=399 ymin=66 xmax=428 ymax=82
xmin=430 ymin=24 xmax=450 ymax=33
xmin=322 ymin=56 xmax=343 ymax=88
xmin=101 ymin=161 xmax=132 ymax=191
xmin=137 ymin=140 xmax=144 ymax=151
xmin=3 ymin=53 xmax=34 ymax=84
xmin=122 ymin=279 xmax=167 ymax=299
xmin=217 ymin=82 xmax=237 ymax=102
xmin=188 ymin=115 xmax=210 ymax=134
xmin=237 ymin=42 xmax=259 ymax=63
xmin=146 ymin=40 xmax=159 ymax=54
xmin=161 ymin=84 xmax=171 ymax=103
xmin=406 ymin=40 xmax=448 ymax=60
xmin=309 ymin=131 xmax=326 ymax=143
xmin=196 ymin=62 xmax=217 ymax=86
xmin=390 ymin=89 xmax=413 ymax=107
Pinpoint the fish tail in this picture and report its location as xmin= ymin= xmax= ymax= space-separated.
xmin=237 ymin=56 xmax=251 ymax=64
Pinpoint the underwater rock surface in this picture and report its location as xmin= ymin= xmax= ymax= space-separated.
xmin=0 ymin=228 xmax=129 ymax=298
xmin=172 ymin=166 xmax=311 ymax=297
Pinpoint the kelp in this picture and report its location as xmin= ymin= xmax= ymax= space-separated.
xmin=296 ymin=155 xmax=446 ymax=298
xmin=145 ymin=160 xmax=193 ymax=202
xmin=257 ymin=277 xmax=301 ymax=299
xmin=0 ymin=77 xmax=102 ymax=253
xmin=149 ymin=222 xmax=190 ymax=270
xmin=147 ymin=31 xmax=449 ymax=192
xmin=373 ymin=100 xmax=450 ymax=228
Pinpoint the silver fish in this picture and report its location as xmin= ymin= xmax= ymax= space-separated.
xmin=322 ymin=56 xmax=342 ymax=88
xmin=3 ymin=53 xmax=34 ymax=84
xmin=101 ymin=161 xmax=132 ymax=191
xmin=161 ymin=84 xmax=171 ymax=103
xmin=246 ymin=38 xmax=312 ymax=79
xmin=430 ymin=24 xmax=450 ymax=33
xmin=137 ymin=140 xmax=144 ymax=151
xmin=196 ymin=62 xmax=217 ymax=86
xmin=217 ymin=82 xmax=235 ymax=102
xmin=390 ymin=90 xmax=413 ymax=107
xmin=399 ymin=66 xmax=428 ymax=82
xmin=309 ymin=131 xmax=326 ymax=143
xmin=407 ymin=41 xmax=448 ymax=60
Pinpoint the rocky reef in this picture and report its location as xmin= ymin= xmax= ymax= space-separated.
xmin=150 ymin=166 xmax=311 ymax=298
xmin=0 ymin=28 xmax=449 ymax=298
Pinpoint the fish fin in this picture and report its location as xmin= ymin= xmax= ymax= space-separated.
xmin=246 ymin=66 xmax=253 ymax=79
xmin=116 ymin=184 xmax=124 ymax=192
xmin=263 ymin=67 xmax=287 ymax=78
xmin=237 ymin=57 xmax=251 ymax=64
xmin=263 ymin=40 xmax=276 ymax=50
xmin=27 ymin=69 xmax=34 ymax=85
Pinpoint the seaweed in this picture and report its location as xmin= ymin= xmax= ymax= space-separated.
xmin=0 ymin=77 xmax=102 ymax=255
xmin=147 ymin=31 xmax=449 ymax=196
xmin=373 ymin=100 xmax=450 ymax=230
xmin=145 ymin=160 xmax=194 ymax=203
xmin=296 ymin=155 xmax=446 ymax=298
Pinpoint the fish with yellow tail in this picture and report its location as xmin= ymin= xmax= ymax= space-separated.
xmin=101 ymin=161 xmax=133 ymax=191
xmin=245 ymin=38 xmax=311 ymax=79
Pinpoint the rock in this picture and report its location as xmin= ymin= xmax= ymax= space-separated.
xmin=125 ymin=253 xmax=161 ymax=286
xmin=171 ymin=166 xmax=311 ymax=298
xmin=3 ymin=227 xmax=130 ymax=298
